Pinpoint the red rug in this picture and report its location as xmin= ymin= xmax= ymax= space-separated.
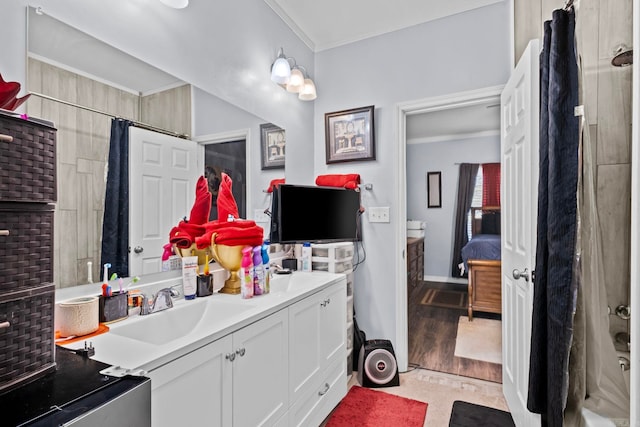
xmin=326 ymin=385 xmax=428 ymax=427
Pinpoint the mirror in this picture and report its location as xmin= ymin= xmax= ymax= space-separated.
xmin=26 ymin=7 xmax=277 ymax=288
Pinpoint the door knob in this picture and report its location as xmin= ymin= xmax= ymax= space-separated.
xmin=512 ymin=268 xmax=529 ymax=282
xmin=133 ymin=246 xmax=144 ymax=254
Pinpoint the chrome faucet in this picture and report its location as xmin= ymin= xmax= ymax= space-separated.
xmin=140 ymin=287 xmax=180 ymax=315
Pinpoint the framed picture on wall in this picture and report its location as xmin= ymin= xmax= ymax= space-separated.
xmin=260 ymin=123 xmax=286 ymax=170
xmin=427 ymin=171 xmax=442 ymax=208
xmin=324 ymin=105 xmax=375 ymax=164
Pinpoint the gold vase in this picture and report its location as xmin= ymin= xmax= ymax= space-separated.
xmin=209 ymin=234 xmax=244 ymax=294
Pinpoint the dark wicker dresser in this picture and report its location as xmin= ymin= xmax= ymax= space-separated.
xmin=0 ymin=112 xmax=57 ymax=394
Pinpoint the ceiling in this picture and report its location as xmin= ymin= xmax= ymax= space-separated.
xmin=28 ymin=1 xmax=503 ymax=141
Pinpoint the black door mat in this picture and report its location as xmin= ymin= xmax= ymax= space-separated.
xmin=449 ymin=400 xmax=516 ymax=427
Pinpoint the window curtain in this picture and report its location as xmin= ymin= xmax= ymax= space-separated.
xmin=526 ymin=9 xmax=580 ymax=427
xmin=482 ymin=162 xmax=500 ymax=207
xmin=451 ymin=163 xmax=479 ymax=277
xmin=100 ymin=119 xmax=132 ymax=279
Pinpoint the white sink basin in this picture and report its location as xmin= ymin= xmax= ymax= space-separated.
xmin=109 ymin=297 xmax=255 ymax=345
xmin=269 ymin=273 xmax=293 ymax=293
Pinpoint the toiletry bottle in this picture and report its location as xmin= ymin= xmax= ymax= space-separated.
xmin=252 ymin=246 xmax=264 ymax=295
xmin=182 ymin=256 xmax=198 ymax=300
xmin=241 ymin=246 xmax=254 ymax=299
xmin=162 ymin=243 xmax=173 ymax=271
xmin=261 ymin=242 xmax=270 ymax=294
xmin=301 ymin=242 xmax=312 ymax=272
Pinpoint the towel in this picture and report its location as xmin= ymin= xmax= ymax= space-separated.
xmin=169 ymin=222 xmax=206 ymax=249
xmin=218 ymin=172 xmax=239 ymax=220
xmin=194 ymin=219 xmax=260 ymax=249
xmin=189 ymin=175 xmax=212 ymax=224
xmin=266 ymin=178 xmax=285 ymax=193
xmin=315 ymin=174 xmax=361 ymax=190
xmin=210 ymin=225 xmax=264 ymax=247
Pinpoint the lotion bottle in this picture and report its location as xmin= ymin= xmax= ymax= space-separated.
xmin=301 ymin=242 xmax=312 ymax=272
xmin=240 ymin=246 xmax=254 ymax=299
xmin=252 ymin=246 xmax=264 ymax=295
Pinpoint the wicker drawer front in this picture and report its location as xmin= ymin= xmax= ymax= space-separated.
xmin=0 ymin=115 xmax=57 ymax=203
xmin=0 ymin=286 xmax=56 ymax=394
xmin=0 ymin=205 xmax=54 ymax=292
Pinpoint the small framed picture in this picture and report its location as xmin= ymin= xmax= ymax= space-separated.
xmin=427 ymin=171 xmax=442 ymax=208
xmin=324 ymin=105 xmax=375 ymax=164
xmin=260 ymin=123 xmax=286 ymax=170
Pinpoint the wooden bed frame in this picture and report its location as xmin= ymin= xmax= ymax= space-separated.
xmin=465 ymin=206 xmax=502 ymax=320
xmin=467 ymin=259 xmax=501 ymax=320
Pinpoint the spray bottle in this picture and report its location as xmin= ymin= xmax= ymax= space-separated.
xmin=240 ymin=246 xmax=254 ymax=299
xmin=261 ymin=242 xmax=270 ymax=294
xmin=162 ymin=243 xmax=173 ymax=271
xmin=252 ymin=246 xmax=264 ymax=296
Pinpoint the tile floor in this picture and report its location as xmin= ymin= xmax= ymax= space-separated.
xmin=344 ymin=367 xmax=509 ymax=426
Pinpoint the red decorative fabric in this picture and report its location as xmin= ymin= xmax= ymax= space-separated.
xmin=169 ymin=222 xmax=206 ymax=249
xmin=194 ymin=219 xmax=261 ymax=249
xmin=325 ymin=386 xmax=427 ymax=427
xmin=189 ymin=175 xmax=212 ymax=224
xmin=315 ymin=174 xmax=361 ymax=190
xmin=217 ymin=172 xmax=239 ymax=220
xmin=482 ymin=163 xmax=501 ymax=207
xmin=266 ymin=178 xmax=285 ymax=193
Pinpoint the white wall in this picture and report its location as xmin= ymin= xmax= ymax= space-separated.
xmin=313 ymin=1 xmax=512 ymax=351
xmin=406 ymin=136 xmax=500 ymax=280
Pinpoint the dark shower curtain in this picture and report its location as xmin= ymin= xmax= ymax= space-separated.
xmin=527 ymin=8 xmax=580 ymax=427
xmin=451 ymin=163 xmax=479 ymax=277
xmin=100 ymin=119 xmax=132 ymax=279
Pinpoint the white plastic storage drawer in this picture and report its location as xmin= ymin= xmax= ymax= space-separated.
xmin=311 ymin=242 xmax=354 ymax=261
xmin=346 ymin=295 xmax=354 ymax=321
xmin=311 ymin=258 xmax=353 ymax=273
xmin=346 ymin=272 xmax=354 ymax=297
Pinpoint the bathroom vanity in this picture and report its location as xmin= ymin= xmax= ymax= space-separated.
xmin=58 ymin=271 xmax=347 ymax=427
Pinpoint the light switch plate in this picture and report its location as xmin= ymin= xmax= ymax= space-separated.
xmin=368 ymin=206 xmax=390 ymax=223
xmin=254 ymin=209 xmax=269 ymax=223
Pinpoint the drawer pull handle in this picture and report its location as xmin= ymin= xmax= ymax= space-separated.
xmin=0 ymin=134 xmax=13 ymax=143
xmin=226 ymin=352 xmax=236 ymax=362
xmin=0 ymin=230 xmax=9 ymax=236
xmin=0 ymin=321 xmax=10 ymax=329
xmin=236 ymin=348 xmax=246 ymax=357
xmin=318 ymin=382 xmax=330 ymax=396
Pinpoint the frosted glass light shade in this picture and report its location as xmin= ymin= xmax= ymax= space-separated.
xmin=159 ymin=0 xmax=189 ymax=8
xmin=298 ymin=78 xmax=317 ymax=101
xmin=286 ymin=68 xmax=305 ymax=93
xmin=271 ymin=57 xmax=291 ymax=84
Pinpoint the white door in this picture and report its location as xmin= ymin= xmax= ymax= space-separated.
xmin=129 ymin=127 xmax=202 ymax=276
xmin=500 ymin=39 xmax=541 ymax=427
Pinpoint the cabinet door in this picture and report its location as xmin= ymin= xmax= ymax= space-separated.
xmin=232 ymin=309 xmax=289 ymax=427
xmin=319 ymin=284 xmax=346 ymax=366
xmin=289 ymin=290 xmax=323 ymax=405
xmin=148 ymin=334 xmax=233 ymax=427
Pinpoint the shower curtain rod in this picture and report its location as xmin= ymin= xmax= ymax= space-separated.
xmin=29 ymin=91 xmax=190 ymax=139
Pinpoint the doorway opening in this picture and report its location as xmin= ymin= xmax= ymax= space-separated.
xmin=396 ymin=86 xmax=503 ymax=383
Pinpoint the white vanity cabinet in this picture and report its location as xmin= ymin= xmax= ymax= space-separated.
xmin=127 ymin=274 xmax=346 ymax=427
xmin=148 ymin=309 xmax=288 ymax=427
xmin=288 ymin=282 xmax=347 ymax=426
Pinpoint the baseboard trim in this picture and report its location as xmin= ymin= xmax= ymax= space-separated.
xmin=423 ymin=275 xmax=467 ymax=285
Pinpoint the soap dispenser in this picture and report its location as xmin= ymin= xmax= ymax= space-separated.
xmin=240 ymin=246 xmax=254 ymax=299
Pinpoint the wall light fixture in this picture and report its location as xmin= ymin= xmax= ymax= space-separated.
xmin=159 ymin=0 xmax=189 ymax=9
xmin=270 ymin=48 xmax=317 ymax=101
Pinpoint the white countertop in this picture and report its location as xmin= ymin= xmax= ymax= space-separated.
xmin=59 ymin=271 xmax=345 ymax=375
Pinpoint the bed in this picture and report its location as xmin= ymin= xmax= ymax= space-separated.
xmin=461 ymin=207 xmax=501 ymax=320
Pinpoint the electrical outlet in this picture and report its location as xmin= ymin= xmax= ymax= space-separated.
xmin=368 ymin=206 xmax=390 ymax=223
xmin=254 ymin=209 xmax=269 ymax=223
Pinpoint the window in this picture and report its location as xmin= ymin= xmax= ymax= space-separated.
xmin=467 ymin=166 xmax=483 ymax=240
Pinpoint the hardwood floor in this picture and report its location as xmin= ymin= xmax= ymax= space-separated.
xmin=408 ymin=280 xmax=502 ymax=383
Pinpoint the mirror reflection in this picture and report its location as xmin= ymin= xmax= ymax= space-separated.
xmin=27 ymin=7 xmax=258 ymax=288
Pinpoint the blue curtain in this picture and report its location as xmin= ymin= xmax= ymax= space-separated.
xmin=527 ymin=8 xmax=580 ymax=427
xmin=100 ymin=119 xmax=132 ymax=279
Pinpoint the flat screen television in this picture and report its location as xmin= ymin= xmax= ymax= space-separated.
xmin=269 ymin=184 xmax=361 ymax=244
